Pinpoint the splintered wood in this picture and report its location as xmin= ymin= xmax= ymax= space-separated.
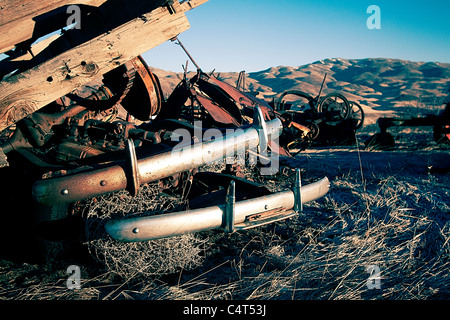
xmin=0 ymin=0 xmax=108 ymax=54
xmin=0 ymin=0 xmax=208 ymax=131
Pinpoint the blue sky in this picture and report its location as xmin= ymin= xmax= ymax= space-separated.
xmin=143 ymin=0 xmax=450 ymax=72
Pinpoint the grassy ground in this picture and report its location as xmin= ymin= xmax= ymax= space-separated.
xmin=0 ymin=128 xmax=449 ymax=300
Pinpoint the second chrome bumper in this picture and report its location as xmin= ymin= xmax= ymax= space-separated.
xmin=105 ymin=171 xmax=330 ymax=242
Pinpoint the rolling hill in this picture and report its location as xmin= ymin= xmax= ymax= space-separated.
xmin=150 ymin=58 xmax=450 ymax=124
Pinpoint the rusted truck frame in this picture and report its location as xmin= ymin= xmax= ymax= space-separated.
xmin=0 ymin=0 xmax=329 ymax=249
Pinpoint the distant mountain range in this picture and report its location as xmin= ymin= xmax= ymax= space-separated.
xmin=150 ymin=58 xmax=450 ymax=123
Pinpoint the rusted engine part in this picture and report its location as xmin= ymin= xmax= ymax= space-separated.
xmin=156 ymin=70 xmax=272 ymax=126
xmin=154 ymin=70 xmax=304 ymax=158
xmin=365 ymin=102 xmax=450 ymax=150
xmin=0 ymin=55 xmax=171 ymax=228
xmin=61 ymin=55 xmax=163 ymax=122
xmin=273 ymin=90 xmax=364 ymax=150
xmin=0 ymin=56 xmax=162 ymax=166
xmin=166 ymin=36 xmax=275 ymax=128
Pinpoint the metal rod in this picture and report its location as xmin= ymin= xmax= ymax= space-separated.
xmin=317 ymin=73 xmax=328 ymax=102
xmin=172 ymin=36 xmax=201 ymax=70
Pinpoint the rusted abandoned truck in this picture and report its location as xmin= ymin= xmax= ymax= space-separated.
xmin=0 ymin=0 xmax=329 ymax=259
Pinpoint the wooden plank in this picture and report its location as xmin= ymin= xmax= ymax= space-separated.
xmin=0 ymin=0 xmax=108 ymax=54
xmin=180 ymin=0 xmax=209 ymax=12
xmin=0 ymin=0 xmax=169 ymax=77
xmin=0 ymin=1 xmax=199 ymax=131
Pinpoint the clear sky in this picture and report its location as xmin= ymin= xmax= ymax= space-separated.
xmin=143 ymin=0 xmax=450 ymax=73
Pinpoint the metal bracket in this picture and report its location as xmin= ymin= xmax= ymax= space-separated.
xmin=293 ymin=168 xmax=303 ymax=213
xmin=165 ymin=0 xmax=176 ymax=14
xmin=224 ymin=180 xmax=236 ymax=233
xmin=252 ymin=106 xmax=268 ymax=154
xmin=224 ymin=169 xmax=303 ymax=233
xmin=125 ymin=138 xmax=141 ymax=197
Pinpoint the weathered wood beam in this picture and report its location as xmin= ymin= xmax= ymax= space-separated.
xmin=180 ymin=0 xmax=209 ymax=12
xmin=0 ymin=0 xmax=108 ymax=54
xmin=0 ymin=0 xmax=208 ymax=131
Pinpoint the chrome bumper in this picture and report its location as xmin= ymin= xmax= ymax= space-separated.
xmin=105 ymin=172 xmax=330 ymax=242
xmin=32 ymin=107 xmax=281 ymax=206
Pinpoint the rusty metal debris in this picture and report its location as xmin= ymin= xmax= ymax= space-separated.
xmin=272 ymin=74 xmax=365 ymax=150
xmin=365 ymin=96 xmax=450 ymax=149
xmin=5 ymin=0 xmax=446 ymax=252
xmin=0 ymin=57 xmax=330 ymax=241
xmin=0 ymin=0 xmax=330 ymax=251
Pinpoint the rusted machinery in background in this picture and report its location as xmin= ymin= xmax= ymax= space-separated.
xmin=0 ymin=0 xmax=329 ymax=260
xmin=271 ymin=74 xmax=365 ymax=150
xmin=365 ymin=99 xmax=450 ymax=150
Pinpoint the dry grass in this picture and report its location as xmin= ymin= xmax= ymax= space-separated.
xmin=83 ymin=184 xmax=207 ymax=280
xmin=148 ymin=171 xmax=448 ymax=300
xmin=0 ymin=131 xmax=449 ymax=300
